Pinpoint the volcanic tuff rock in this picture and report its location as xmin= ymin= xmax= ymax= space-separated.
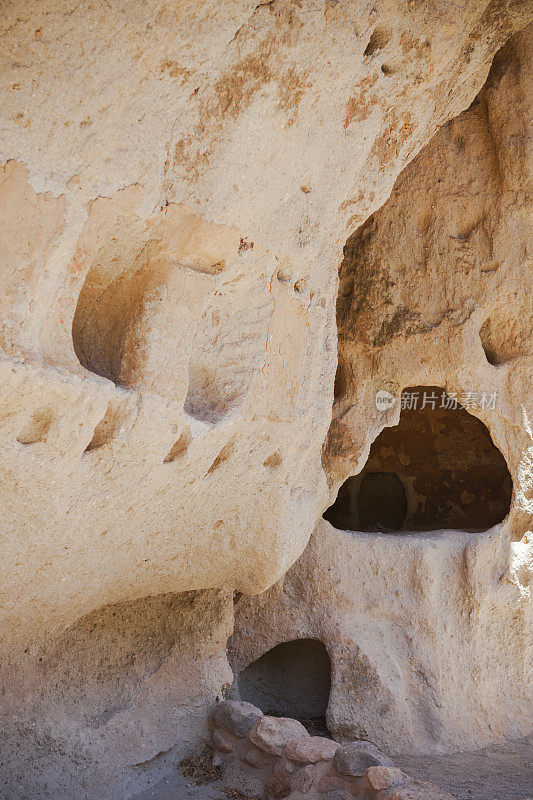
xmin=0 ymin=1 xmax=532 ymax=798
xmin=230 ymin=25 xmax=533 ymax=754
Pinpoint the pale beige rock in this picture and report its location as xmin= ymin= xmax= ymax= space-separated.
xmin=230 ymin=26 xmax=533 ymax=756
xmin=0 ymin=1 xmax=532 ymax=798
xmin=1 ymin=588 xmax=234 ymax=798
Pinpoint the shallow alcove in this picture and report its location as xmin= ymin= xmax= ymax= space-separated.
xmin=324 ymin=387 xmax=512 ymax=533
xmin=16 ymin=408 xmax=53 ymax=445
xmin=363 ymin=26 xmax=392 ymax=57
xmin=71 ymin=216 xmax=167 ymax=388
xmin=479 ymin=318 xmax=501 ymax=365
xmin=479 ymin=316 xmax=526 ymax=366
xmin=72 ymin=256 xmax=154 ymax=386
xmin=238 ymin=639 xmax=331 ymax=733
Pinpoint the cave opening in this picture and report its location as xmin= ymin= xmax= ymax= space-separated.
xmin=324 ymin=386 xmax=512 ymax=533
xmin=237 ymin=639 xmax=331 ymax=736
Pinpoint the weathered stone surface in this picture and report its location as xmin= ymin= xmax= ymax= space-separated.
xmin=222 ymin=760 xmax=266 ymax=798
xmin=212 ymin=726 xmax=235 ymax=753
xmin=285 ymin=735 xmax=341 ymax=764
xmin=318 ymin=775 xmax=352 ymax=791
xmin=230 ymin=24 xmax=533 ymax=757
xmin=4 ymin=0 xmax=526 ymax=666
xmin=363 ymin=766 xmax=406 ymax=791
xmin=265 ymin=766 xmax=292 ymax=799
xmin=317 ymin=777 xmax=353 ymax=800
xmin=333 ymin=742 xmax=394 ymax=777
xmin=0 ymin=1 xmax=532 ymax=797
xmin=241 ymin=743 xmax=272 ymax=769
xmin=291 ymin=763 xmax=317 ymax=793
xmin=211 ymin=699 xmax=263 ymax=738
xmin=363 ymin=771 xmax=457 ymax=800
xmin=250 ymin=716 xmax=309 ymax=757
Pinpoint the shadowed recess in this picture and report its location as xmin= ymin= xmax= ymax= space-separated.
xmin=16 ymin=408 xmax=53 ymax=445
xmin=324 ymin=386 xmax=512 ymax=533
xmin=238 ymin=639 xmax=331 ymax=733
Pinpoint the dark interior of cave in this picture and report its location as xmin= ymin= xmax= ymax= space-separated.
xmin=238 ymin=639 xmax=331 ymax=735
xmin=324 ymin=387 xmax=512 ymax=533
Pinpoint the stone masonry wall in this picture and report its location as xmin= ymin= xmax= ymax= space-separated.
xmin=209 ymin=700 xmax=456 ymax=800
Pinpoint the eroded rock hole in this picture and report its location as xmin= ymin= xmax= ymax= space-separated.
xmin=72 ymin=221 xmax=162 ymax=388
xmin=263 ymin=450 xmax=282 ymax=469
xmin=206 ymin=438 xmax=235 ymax=475
xmin=72 ymin=259 xmax=149 ymax=386
xmin=324 ymin=387 xmax=512 ymax=532
xmin=16 ymin=408 xmax=53 ymax=445
xmin=238 ymin=639 xmax=331 ymax=735
xmin=480 ymin=318 xmax=499 ymax=365
xmin=184 ymin=363 xmax=239 ymax=424
xmin=163 ymin=427 xmax=191 ymax=463
xmin=359 ymin=472 xmax=407 ymax=530
xmin=84 ymin=399 xmax=125 ymax=453
xmin=364 ymin=27 xmax=392 ymax=57
xmin=478 ymin=317 xmax=524 ymax=366
xmin=381 ymin=63 xmax=395 ymax=76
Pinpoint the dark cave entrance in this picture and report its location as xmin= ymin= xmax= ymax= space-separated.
xmin=324 ymin=386 xmax=512 ymax=533
xmin=238 ymin=639 xmax=331 ymax=736
xmin=358 ymin=471 xmax=408 ymax=530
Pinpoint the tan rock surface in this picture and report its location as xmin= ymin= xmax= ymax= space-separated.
xmin=0 ymin=1 xmax=532 ymax=797
xmin=230 ymin=26 xmax=532 ymax=754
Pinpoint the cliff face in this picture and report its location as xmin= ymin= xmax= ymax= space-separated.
xmin=0 ymin=2 xmax=531 ymax=798
xmin=231 ymin=25 xmax=532 ymax=756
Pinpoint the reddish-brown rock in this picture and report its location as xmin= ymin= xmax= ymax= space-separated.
xmin=364 ymin=767 xmax=405 ymax=791
xmin=250 ymin=716 xmax=309 ymax=757
xmin=285 ymin=735 xmax=341 ymax=764
xmin=265 ymin=767 xmax=292 ymax=800
xmin=290 ymin=763 xmax=318 ymax=793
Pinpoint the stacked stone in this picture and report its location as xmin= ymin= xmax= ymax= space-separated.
xmin=209 ymin=700 xmax=456 ymax=799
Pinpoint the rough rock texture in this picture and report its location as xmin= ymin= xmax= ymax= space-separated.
xmin=0 ymin=1 xmax=532 ymax=797
xmin=210 ymin=699 xmax=263 ymax=738
xmin=333 ymin=741 xmax=394 ymax=777
xmin=230 ymin=26 xmax=533 ymax=754
xmin=327 ymin=27 xmax=533 ymax=538
xmin=325 ymin=387 xmax=513 ymax=532
xmin=1 ymin=589 xmax=234 ymax=799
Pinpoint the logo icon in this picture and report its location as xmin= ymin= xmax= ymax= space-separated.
xmin=375 ymin=389 xmax=396 ymax=412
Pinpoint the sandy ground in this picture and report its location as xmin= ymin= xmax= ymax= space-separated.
xmin=133 ymin=770 xmax=225 ymax=800
xmin=131 ymin=738 xmax=533 ymax=800
xmin=395 ymin=738 xmax=533 ymax=800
